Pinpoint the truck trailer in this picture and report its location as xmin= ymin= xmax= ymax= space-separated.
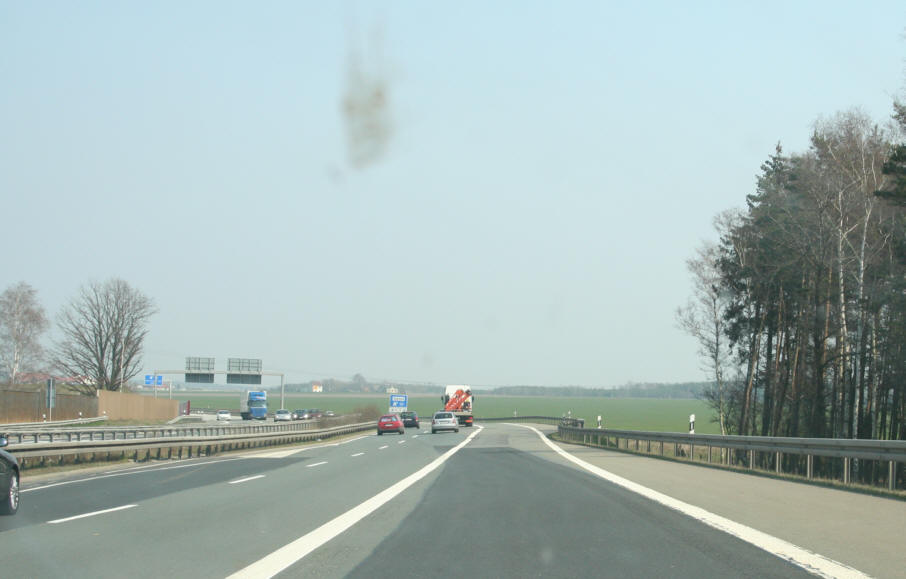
xmin=442 ymin=385 xmax=474 ymax=427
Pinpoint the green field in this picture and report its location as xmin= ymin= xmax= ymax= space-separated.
xmin=161 ymin=392 xmax=717 ymax=434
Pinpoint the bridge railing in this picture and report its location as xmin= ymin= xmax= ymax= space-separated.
xmin=558 ymin=424 xmax=906 ymax=492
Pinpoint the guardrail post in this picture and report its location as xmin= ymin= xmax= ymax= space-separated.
xmin=776 ymin=452 xmax=782 ymax=474
xmin=807 ymin=454 xmax=813 ymax=479
xmin=707 ymin=445 xmax=712 ymax=463
xmin=748 ymin=449 xmax=754 ymax=469
xmin=843 ymin=457 xmax=851 ymax=484
xmin=890 ymin=461 xmax=897 ymax=491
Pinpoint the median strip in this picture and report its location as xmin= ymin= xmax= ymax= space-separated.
xmin=48 ymin=504 xmax=137 ymax=524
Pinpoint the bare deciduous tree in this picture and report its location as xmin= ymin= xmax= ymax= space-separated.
xmin=676 ymin=225 xmax=738 ymax=435
xmin=53 ymin=279 xmax=157 ymax=394
xmin=0 ymin=282 xmax=49 ymax=385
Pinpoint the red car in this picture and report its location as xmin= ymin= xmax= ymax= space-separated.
xmin=377 ymin=414 xmax=405 ymax=435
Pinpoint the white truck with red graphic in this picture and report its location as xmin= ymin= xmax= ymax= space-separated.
xmin=442 ymin=385 xmax=474 ymax=427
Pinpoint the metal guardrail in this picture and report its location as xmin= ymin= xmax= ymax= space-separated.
xmin=557 ymin=424 xmax=906 ymax=492
xmin=6 ymin=415 xmax=557 ymax=468
xmin=9 ymin=421 xmax=375 ymax=468
xmin=3 ymin=417 xmax=342 ymax=445
xmin=9 ymin=413 xmax=903 ymax=494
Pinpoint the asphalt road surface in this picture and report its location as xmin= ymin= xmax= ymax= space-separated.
xmin=0 ymin=423 xmax=895 ymax=578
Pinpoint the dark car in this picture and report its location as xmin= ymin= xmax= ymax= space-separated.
xmin=399 ymin=411 xmax=419 ymax=428
xmin=377 ymin=414 xmax=404 ymax=435
xmin=0 ymin=434 xmax=19 ymax=515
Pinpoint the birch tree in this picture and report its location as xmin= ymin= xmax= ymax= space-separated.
xmin=0 ymin=282 xmax=49 ymax=385
xmin=676 ymin=220 xmax=738 ymax=435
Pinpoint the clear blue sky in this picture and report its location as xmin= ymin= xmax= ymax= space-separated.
xmin=2 ymin=1 xmax=905 ymax=387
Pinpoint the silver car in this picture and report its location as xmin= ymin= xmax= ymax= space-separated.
xmin=431 ymin=411 xmax=459 ymax=434
xmin=274 ymin=409 xmax=292 ymax=422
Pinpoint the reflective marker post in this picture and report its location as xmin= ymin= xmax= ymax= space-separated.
xmin=46 ymin=378 xmax=56 ymax=422
xmin=689 ymin=414 xmax=695 ymax=434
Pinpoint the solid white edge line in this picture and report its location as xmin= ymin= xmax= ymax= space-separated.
xmin=229 ymin=475 xmax=266 ymax=485
xmin=23 ymin=457 xmax=247 ymax=493
xmin=47 ymin=504 xmax=137 ymax=524
xmin=227 ymin=426 xmax=483 ymax=579
xmin=306 ymin=462 xmax=328 ymax=468
xmin=512 ymin=424 xmax=870 ymax=579
xmin=351 ymin=453 xmax=365 ymax=457
xmin=26 ymin=434 xmax=373 ymax=494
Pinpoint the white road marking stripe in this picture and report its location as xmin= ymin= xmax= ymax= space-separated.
xmin=247 ymin=448 xmax=309 ymax=459
xmin=515 ymin=424 xmax=870 ymax=579
xmin=23 ymin=458 xmax=246 ymax=493
xmin=412 ymin=435 xmax=419 ymax=439
xmin=351 ymin=453 xmax=365 ymax=457
xmin=306 ymin=462 xmax=327 ymax=468
xmin=242 ymin=435 xmax=368 ymax=459
xmin=229 ymin=475 xmax=265 ymax=485
xmin=48 ymin=504 xmax=137 ymax=524
xmin=398 ymin=440 xmax=406 ymax=444
xmin=378 ymin=445 xmax=388 ymax=450
xmin=227 ymin=426 xmax=483 ymax=579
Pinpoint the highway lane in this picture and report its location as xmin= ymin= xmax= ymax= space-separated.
xmin=0 ymin=423 xmax=878 ymax=578
xmin=300 ymin=425 xmax=817 ymax=579
xmin=1 ymin=428 xmax=458 ymax=577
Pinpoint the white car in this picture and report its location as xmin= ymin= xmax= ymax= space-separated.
xmin=216 ymin=410 xmax=232 ymax=421
xmin=274 ymin=409 xmax=292 ymax=422
xmin=431 ymin=411 xmax=459 ymax=434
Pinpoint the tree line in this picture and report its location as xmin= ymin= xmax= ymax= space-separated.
xmin=679 ymin=106 xmax=906 ymax=440
xmin=0 ymin=279 xmax=156 ymax=395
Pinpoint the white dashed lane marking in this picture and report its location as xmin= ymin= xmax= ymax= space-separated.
xmin=48 ymin=504 xmax=137 ymax=524
xmin=229 ymin=475 xmax=266 ymax=485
